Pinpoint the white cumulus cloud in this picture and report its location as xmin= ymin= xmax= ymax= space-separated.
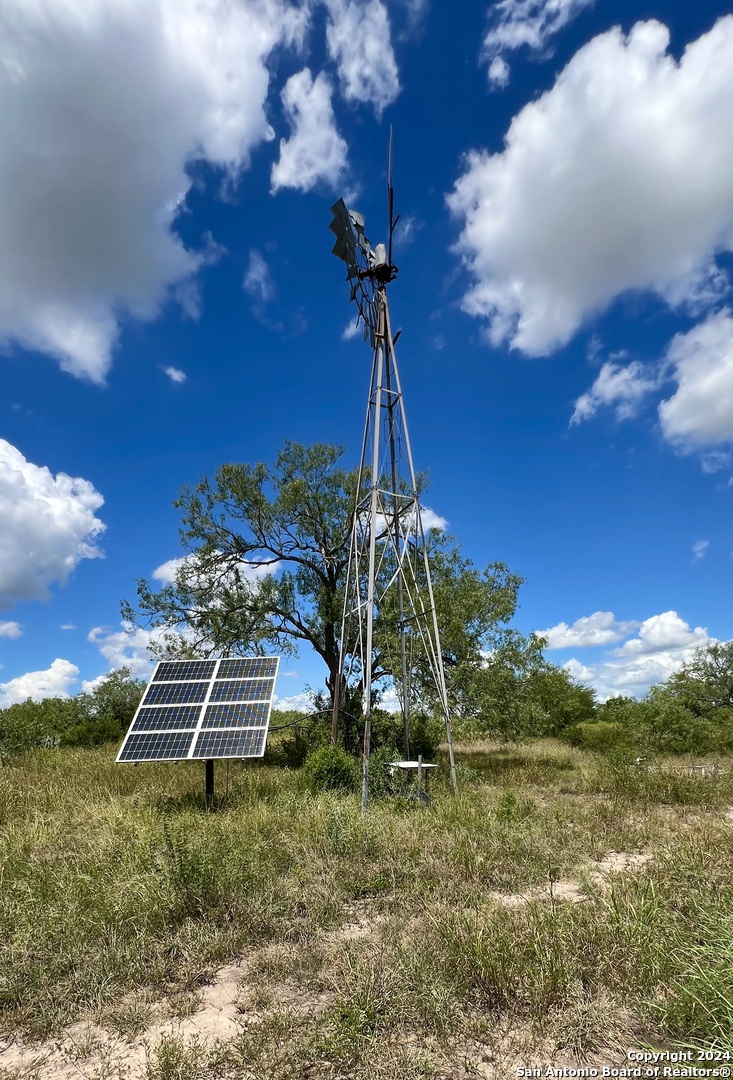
xmin=571 ymin=359 xmax=659 ymax=425
xmin=0 ymin=440 xmax=105 ymax=610
xmin=615 ymin=611 xmax=710 ymax=658
xmin=271 ymin=69 xmax=348 ymax=192
xmin=659 ymin=309 xmax=733 ymax=452
xmin=448 ymin=17 xmax=733 ymax=356
xmin=0 ymin=658 xmax=79 ymax=707
xmin=88 ymin=622 xmax=163 ymax=678
xmin=0 ymin=0 xmax=309 ymax=382
xmin=0 ymin=621 xmax=22 ymax=639
xmin=563 ymin=658 xmax=594 ymax=683
xmin=420 ymin=507 xmax=448 ymax=531
xmin=273 ymin=692 xmax=314 ymax=712
xmin=539 ymin=611 xmax=639 ymax=649
xmin=152 ymin=554 xmax=278 ymax=586
xmin=325 ymin=0 xmax=400 ymax=113
xmin=559 ymin=610 xmax=714 ymax=700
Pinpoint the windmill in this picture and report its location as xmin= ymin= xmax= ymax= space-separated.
xmin=329 ymin=135 xmax=458 ymax=810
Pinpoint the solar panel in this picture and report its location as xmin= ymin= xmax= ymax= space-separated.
xmin=209 ymin=678 xmax=274 ymax=702
xmin=116 ymin=656 xmax=280 ymax=763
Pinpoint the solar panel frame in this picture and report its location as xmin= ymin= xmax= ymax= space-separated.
xmin=116 ymin=656 xmax=280 ymax=763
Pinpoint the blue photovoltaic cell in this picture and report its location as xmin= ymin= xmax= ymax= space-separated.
xmin=118 ymin=731 xmax=195 ymax=761
xmin=141 ymin=681 xmax=210 ymax=706
xmin=217 ymin=657 xmax=278 ymax=679
xmin=130 ymin=705 xmax=202 ymax=732
xmin=209 ymin=678 xmax=274 ymax=702
xmin=191 ymin=728 xmax=267 ymax=759
xmin=154 ymin=660 xmax=217 ymax=682
xmin=202 ymin=702 xmax=270 ymax=728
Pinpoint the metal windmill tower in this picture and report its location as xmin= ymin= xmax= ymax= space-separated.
xmin=329 ymin=138 xmax=458 ymax=810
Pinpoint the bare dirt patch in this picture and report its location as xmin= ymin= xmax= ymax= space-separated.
xmin=487 ymin=850 xmax=653 ymax=908
xmin=0 ymin=963 xmax=247 ymax=1079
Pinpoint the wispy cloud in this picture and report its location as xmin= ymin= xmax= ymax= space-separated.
xmin=162 ymin=366 xmax=186 ymax=384
xmin=243 ymin=250 xmax=285 ymax=332
xmin=483 ymin=0 xmax=595 ymax=88
xmin=243 ymin=250 xmax=276 ymax=306
xmin=538 ymin=611 xmax=639 ymax=649
xmin=342 ymin=319 xmax=361 ymax=341
xmin=692 ymin=539 xmax=709 ymax=561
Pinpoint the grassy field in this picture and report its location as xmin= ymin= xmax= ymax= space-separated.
xmin=1 ymin=740 xmax=733 ymax=1079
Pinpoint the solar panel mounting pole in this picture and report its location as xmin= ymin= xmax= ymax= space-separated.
xmin=205 ymin=759 xmax=214 ymax=809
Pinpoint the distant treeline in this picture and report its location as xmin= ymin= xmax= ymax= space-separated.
xmin=2 ymin=641 xmax=732 ymax=760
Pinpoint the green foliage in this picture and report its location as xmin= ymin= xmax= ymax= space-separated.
xmin=606 ymin=642 xmax=733 ymax=755
xmin=595 ymin=695 xmax=642 ymax=726
xmin=60 ymin=719 xmax=124 ymax=748
xmin=666 ymin=640 xmax=733 ymax=714
xmin=454 ymin=632 xmax=549 ymax=742
xmin=366 ymin=744 xmax=402 ymax=800
xmin=302 ymin=744 xmax=358 ymax=794
xmin=0 ymin=695 xmax=85 ymax=754
xmin=525 ymin=665 xmax=597 ymax=736
xmin=408 ymin=712 xmax=442 ymax=760
xmin=264 ymin=709 xmax=328 ymax=768
xmin=0 ymin=669 xmax=145 ymax=756
xmin=267 ymin=728 xmax=312 ymax=768
xmin=563 ymin=721 xmax=631 ymax=752
xmin=84 ymin=668 xmax=145 ymax=731
xmin=123 ymin=442 xmax=361 ymax=705
xmin=495 ymin=789 xmax=519 ymax=822
xmin=635 ymin=690 xmax=730 ymax=755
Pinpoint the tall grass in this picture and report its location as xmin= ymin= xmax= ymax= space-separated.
xmin=1 ymin=740 xmax=732 ymax=1071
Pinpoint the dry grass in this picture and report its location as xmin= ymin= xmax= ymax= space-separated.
xmin=1 ymin=740 xmax=733 ymax=1078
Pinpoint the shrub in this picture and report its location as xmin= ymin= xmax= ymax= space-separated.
xmin=637 ymin=695 xmax=725 ymax=755
xmin=265 ymin=714 xmax=329 ymax=768
xmin=563 ymin=721 xmax=631 ymax=752
xmin=0 ymin=697 xmax=86 ymax=755
xmin=302 ymin=744 xmax=358 ymax=794
xmin=407 ymin=712 xmax=442 ymax=760
xmin=60 ymin=719 xmax=123 ymax=748
xmin=366 ymin=744 xmax=404 ymax=800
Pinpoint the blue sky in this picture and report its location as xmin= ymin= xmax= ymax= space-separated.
xmin=2 ymin=0 xmax=733 ymax=709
